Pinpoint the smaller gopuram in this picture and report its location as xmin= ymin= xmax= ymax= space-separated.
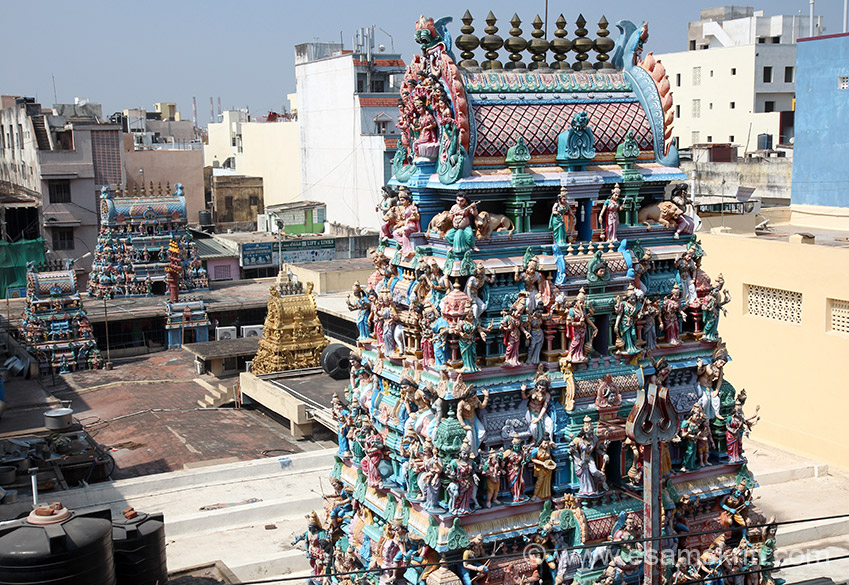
xmin=88 ymin=183 xmax=209 ymax=298
xmin=19 ymin=263 xmax=102 ymax=375
xmin=250 ymin=279 xmax=328 ymax=374
xmin=165 ymin=300 xmax=212 ymax=348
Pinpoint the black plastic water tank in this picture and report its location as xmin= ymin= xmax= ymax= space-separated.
xmin=0 ymin=504 xmax=115 ymax=585
xmin=112 ymin=508 xmax=167 ymax=585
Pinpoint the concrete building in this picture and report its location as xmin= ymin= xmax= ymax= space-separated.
xmin=696 ymin=33 xmax=849 ymax=469
xmin=295 ymin=38 xmax=405 ymax=231
xmin=208 ymin=173 xmax=264 ymax=231
xmin=0 ymin=97 xmax=123 ymax=285
xmin=657 ymin=7 xmax=824 ymax=150
xmin=204 ymin=108 xmax=300 ymax=207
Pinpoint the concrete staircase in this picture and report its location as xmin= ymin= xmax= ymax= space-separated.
xmin=194 ymin=377 xmax=237 ymax=408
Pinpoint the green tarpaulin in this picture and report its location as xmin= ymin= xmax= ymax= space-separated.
xmin=0 ymin=238 xmax=45 ymax=297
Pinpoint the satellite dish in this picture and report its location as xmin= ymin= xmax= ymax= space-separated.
xmin=378 ymin=44 xmax=386 ymax=52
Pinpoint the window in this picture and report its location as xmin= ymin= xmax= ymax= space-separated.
xmin=373 ymin=80 xmax=385 ymax=92
xmin=729 ymin=135 xmax=735 ymax=142
xmin=691 ymin=131 xmax=700 ymax=144
xmin=709 ymin=103 xmax=713 ymax=110
xmin=249 ymin=195 xmax=259 ymax=207
xmin=784 ymin=66 xmax=794 ymax=83
xmin=225 ymin=196 xmax=233 ymax=209
xmin=730 ymin=101 xmax=736 ymax=109
xmin=692 ymin=99 xmax=701 ymax=118
xmin=763 ymin=66 xmax=773 ymax=83
xmin=764 ymin=101 xmax=775 ymax=112
xmin=213 ymin=264 xmax=231 ymax=280
xmin=48 ymin=180 xmax=71 ymax=203
xmin=710 ymin=70 xmax=714 ymax=77
xmin=692 ymin=66 xmax=702 ymax=86
xmin=829 ymin=298 xmax=849 ymax=335
xmin=675 ymin=105 xmax=681 ymax=118
xmin=376 ymin=120 xmax=388 ymax=134
xmin=689 ymin=40 xmax=696 ymax=51
xmin=707 ymin=136 xmax=713 ymax=143
xmin=17 ymin=124 xmax=23 ymax=149
xmin=676 ymin=73 xmax=681 ymax=87
xmin=839 ymin=76 xmax=849 ymax=90
xmin=52 ymin=227 xmax=74 ymax=251
xmin=746 ymin=284 xmax=802 ymax=325
xmin=315 ymin=207 xmax=326 ymax=223
xmin=731 ymin=68 xmax=737 ymax=75
xmin=0 ymin=125 xmax=4 ymax=150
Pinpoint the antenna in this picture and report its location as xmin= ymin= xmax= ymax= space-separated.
xmin=210 ymin=97 xmax=214 ymax=124
xmin=217 ymin=97 xmax=222 ymax=117
xmin=51 ymin=74 xmax=57 ymax=105
xmin=378 ymin=27 xmax=395 ymax=52
xmin=192 ymin=97 xmax=197 ymax=127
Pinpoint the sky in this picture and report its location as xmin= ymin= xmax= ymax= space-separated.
xmin=1 ymin=0 xmax=842 ymax=124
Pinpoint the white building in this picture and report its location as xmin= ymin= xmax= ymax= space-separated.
xmin=295 ymin=38 xmax=405 ymax=232
xmin=657 ymin=6 xmax=823 ymax=151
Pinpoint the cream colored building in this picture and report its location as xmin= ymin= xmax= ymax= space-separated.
xmin=656 ymin=6 xmax=824 ymax=150
xmin=698 ymin=211 xmax=849 ymax=470
xmin=204 ymin=108 xmax=301 ymax=207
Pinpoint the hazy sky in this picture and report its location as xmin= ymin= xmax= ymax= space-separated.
xmin=2 ymin=0 xmax=841 ymax=123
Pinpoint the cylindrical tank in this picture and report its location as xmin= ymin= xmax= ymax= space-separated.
xmin=0 ymin=504 xmax=115 ymax=585
xmin=198 ymin=210 xmax=213 ymax=226
xmin=111 ymin=508 xmax=167 ymax=585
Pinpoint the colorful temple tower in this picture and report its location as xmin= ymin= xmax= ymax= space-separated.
xmin=19 ymin=264 xmax=102 ymax=375
xmin=88 ymin=183 xmax=208 ymax=298
xmin=302 ymin=12 xmax=774 ymax=585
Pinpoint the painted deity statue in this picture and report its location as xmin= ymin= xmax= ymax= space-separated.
xmin=514 ymin=256 xmax=545 ymax=313
xmin=661 ymin=284 xmax=685 ymax=346
xmin=500 ymin=309 xmax=528 ymax=368
xmin=431 ymin=312 xmax=451 ymax=368
xmin=502 ymin=435 xmax=530 ymax=503
xmin=482 ymin=448 xmax=503 ymax=508
xmin=455 ymin=374 xmax=489 ymax=455
xmin=392 ymin=188 xmax=420 ymax=259
xmin=447 ymin=440 xmax=478 ymax=515
xmin=614 ymin=284 xmax=641 ymax=356
xmin=428 ymin=260 xmax=449 ymax=308
xmin=521 ymin=374 xmax=553 ymax=443
xmin=419 ymin=307 xmax=436 ymax=366
xmin=638 ymin=298 xmax=661 ymax=351
xmin=417 ymin=440 xmax=444 ymax=512
xmin=726 ymin=399 xmax=760 ymax=463
xmin=701 ymin=274 xmax=731 ymax=343
xmin=549 ymin=187 xmax=575 ymax=246
xmin=291 ymin=511 xmax=330 ymax=579
xmin=464 ymin=261 xmax=494 ymax=319
xmin=565 ymin=289 xmax=593 ymax=363
xmin=454 ymin=308 xmax=488 ymax=373
xmin=599 ymin=184 xmax=622 ymax=242
xmin=445 ymin=192 xmax=479 ymax=254
xmin=377 ymin=187 xmax=398 ymax=241
xmin=346 ymin=281 xmax=372 ymax=340
xmin=678 ymin=404 xmax=707 ymax=472
xmin=595 ymin=373 xmax=622 ymax=409
xmin=695 ymin=345 xmax=727 ymax=421
xmin=411 ymin=96 xmax=438 ymax=156
xmin=675 ymin=249 xmax=698 ymax=306
xmin=569 ymin=416 xmax=610 ymax=497
xmin=526 ymin=306 xmax=545 ymax=365
xmin=531 ymin=437 xmax=556 ymax=500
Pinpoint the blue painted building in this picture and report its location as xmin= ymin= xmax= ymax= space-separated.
xmin=792 ymin=32 xmax=849 ymax=209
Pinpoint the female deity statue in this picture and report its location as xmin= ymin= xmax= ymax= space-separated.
xmin=661 ymin=284 xmax=685 ymax=346
xmin=381 ymin=298 xmax=405 ymax=357
xmin=400 ymin=428 xmax=422 ymax=500
xmin=346 ymin=281 xmax=372 ymax=340
xmin=614 ymin=285 xmax=641 ymax=355
xmin=531 ymin=437 xmax=556 ymax=501
xmin=549 ymin=187 xmax=575 ymax=246
xmin=502 ymin=435 xmax=530 ymax=503
xmin=444 ymin=192 xmax=479 ymax=254
xmin=355 ymin=367 xmax=376 ymax=414
xmin=701 ymin=275 xmax=731 ymax=343
xmin=428 ymin=260 xmax=450 ymax=308
xmin=392 ymin=188 xmax=421 ymax=259
xmin=361 ymin=429 xmax=388 ymax=488
xmin=455 ymin=374 xmax=489 ymax=455
xmin=677 ymin=405 xmax=703 ymax=471
xmin=514 ymin=256 xmax=545 ymax=313
xmin=521 ymin=375 xmax=554 ymax=443
xmin=482 ymin=448 xmax=503 ymax=508
xmin=695 ymin=344 xmax=727 ymax=421
xmin=412 ymin=96 xmax=438 ymax=156
xmin=431 ymin=313 xmax=451 ymax=368
xmin=417 ymin=440 xmax=444 ymax=512
xmin=638 ymin=299 xmax=661 ymax=351
xmin=419 ymin=308 xmax=436 ymax=366
xmin=564 ymin=289 xmax=592 ymax=363
xmin=455 ymin=308 xmax=488 ymax=373
xmin=368 ymin=290 xmax=384 ymax=343
xmin=568 ymin=416 xmax=609 ymax=497
xmin=526 ymin=306 xmax=545 ymax=365
xmin=599 ymin=184 xmax=622 ymax=242
xmin=464 ymin=262 xmax=494 ymax=319
xmin=447 ymin=441 xmax=478 ymax=515
xmin=500 ymin=309 xmax=528 ymax=368
xmin=377 ymin=187 xmax=398 ymax=241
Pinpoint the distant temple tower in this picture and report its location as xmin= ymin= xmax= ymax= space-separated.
xmin=88 ymin=183 xmax=208 ymax=298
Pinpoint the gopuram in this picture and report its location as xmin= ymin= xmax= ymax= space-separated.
xmin=300 ymin=12 xmax=774 ymax=585
xmin=88 ymin=183 xmax=208 ymax=298
xmin=19 ymin=263 xmax=102 ymax=375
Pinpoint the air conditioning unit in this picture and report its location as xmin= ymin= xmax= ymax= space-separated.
xmin=216 ymin=326 xmax=237 ymax=340
xmin=241 ymin=325 xmax=264 ymax=338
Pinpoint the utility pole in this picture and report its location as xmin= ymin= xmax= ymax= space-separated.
xmin=103 ymin=296 xmax=112 ymax=370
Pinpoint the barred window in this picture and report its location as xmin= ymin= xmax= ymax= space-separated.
xmin=746 ymin=284 xmax=802 ymax=325
xmin=828 ymin=298 xmax=849 ymax=335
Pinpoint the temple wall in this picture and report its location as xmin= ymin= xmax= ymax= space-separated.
xmin=699 ymin=231 xmax=849 ymax=469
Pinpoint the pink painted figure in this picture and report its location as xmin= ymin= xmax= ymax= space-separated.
xmin=412 ymin=96 xmax=438 ymax=156
xmin=420 ymin=308 xmax=436 ymax=366
xmin=502 ymin=435 xmax=529 ymax=503
xmin=661 ymin=284 xmax=685 ymax=346
xmin=500 ymin=309 xmax=528 ymax=368
xmin=599 ymin=184 xmax=622 ymax=242
xmin=392 ymin=188 xmax=421 ymax=258
xmin=565 ymin=289 xmax=591 ymax=363
xmin=361 ymin=430 xmax=387 ymax=488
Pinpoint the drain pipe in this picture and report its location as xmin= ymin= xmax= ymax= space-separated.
xmin=810 ymin=0 xmax=815 ymax=37
xmin=30 ymin=469 xmax=38 ymax=508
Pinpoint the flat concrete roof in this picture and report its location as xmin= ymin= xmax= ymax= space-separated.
xmin=288 ymin=257 xmax=374 ymax=273
xmin=183 ymin=336 xmax=259 ymax=360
